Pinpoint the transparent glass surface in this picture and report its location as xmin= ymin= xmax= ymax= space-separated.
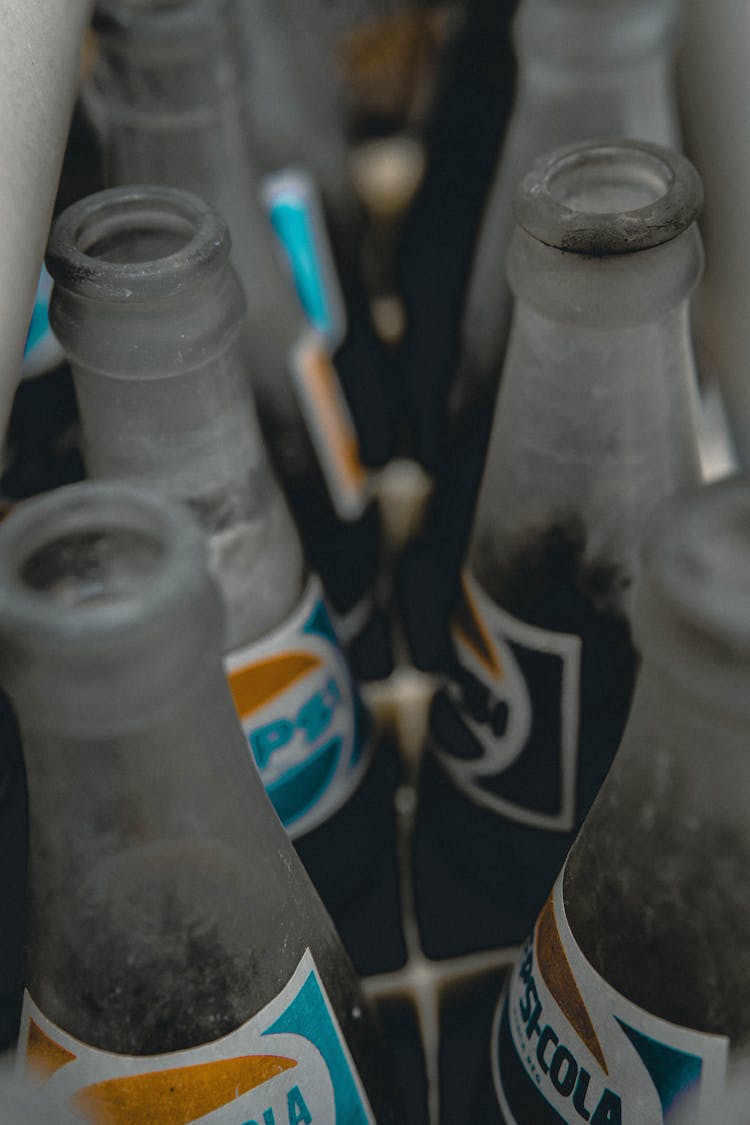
xmin=0 ymin=482 xmax=395 ymax=1121
xmin=564 ymin=476 xmax=750 ymax=1046
xmin=47 ymin=185 xmax=305 ymax=651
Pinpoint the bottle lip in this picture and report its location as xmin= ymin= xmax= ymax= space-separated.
xmin=46 ymin=185 xmax=230 ymax=302
xmin=0 ymin=481 xmax=209 ymax=651
xmin=514 ymin=140 xmax=703 ymax=256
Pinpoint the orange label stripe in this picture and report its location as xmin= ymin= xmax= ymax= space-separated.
xmin=68 ymin=1054 xmax=297 ymax=1125
xmin=536 ymin=894 xmax=608 ymax=1074
xmin=453 ymin=576 xmax=504 ymax=680
xmin=26 ymin=1018 xmax=77 ymax=1086
xmin=306 ymin=347 xmax=366 ymax=492
xmin=228 ymin=652 xmax=322 ymax=720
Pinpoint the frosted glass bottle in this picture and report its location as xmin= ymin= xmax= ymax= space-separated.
xmin=454 ymin=0 xmax=682 ymax=426
xmin=398 ymin=0 xmax=683 ymax=681
xmin=86 ymin=0 xmax=385 ymax=643
xmin=481 ymin=475 xmax=750 ymax=1122
xmin=0 ymin=480 xmax=395 ymax=1123
xmin=423 ymin=139 xmax=704 ymax=920
xmin=46 ymin=184 xmax=391 ymax=916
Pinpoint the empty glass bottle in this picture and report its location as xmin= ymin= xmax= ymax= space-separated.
xmin=422 ymin=139 xmax=704 ymax=922
xmin=480 ymin=474 xmax=750 ymax=1122
xmin=399 ymin=0 xmax=683 ymax=681
xmin=0 ymin=480 xmax=395 ymax=1123
xmin=46 ymin=184 xmax=392 ymax=918
xmin=85 ymin=0 xmax=389 ymax=655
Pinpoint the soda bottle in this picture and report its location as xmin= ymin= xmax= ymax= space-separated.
xmin=421 ymin=139 xmax=704 ymax=926
xmin=85 ymin=0 xmax=391 ymax=669
xmin=0 ymin=479 xmax=396 ymax=1123
xmin=398 ymin=0 xmax=683 ymax=672
xmin=481 ymin=474 xmax=750 ymax=1123
xmin=45 ymin=184 xmax=393 ymax=922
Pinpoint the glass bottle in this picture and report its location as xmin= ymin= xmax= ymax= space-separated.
xmin=422 ymin=139 xmax=704 ymax=923
xmin=0 ymin=480 xmax=395 ymax=1123
xmin=85 ymin=0 xmax=388 ymax=656
xmin=399 ymin=0 xmax=682 ymax=679
xmin=45 ymin=184 xmax=392 ymax=919
xmin=481 ymin=474 xmax=750 ymax=1123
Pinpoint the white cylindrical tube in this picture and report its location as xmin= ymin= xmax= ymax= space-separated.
xmin=0 ymin=0 xmax=92 ymax=448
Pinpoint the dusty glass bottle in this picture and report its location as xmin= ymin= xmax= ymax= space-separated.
xmin=86 ymin=0 xmax=387 ymax=652
xmin=399 ymin=0 xmax=683 ymax=680
xmin=45 ymin=184 xmax=391 ymax=917
xmin=0 ymin=480 xmax=395 ymax=1123
xmin=423 ymin=139 xmax=704 ymax=920
xmin=453 ymin=0 xmax=682 ymax=426
xmin=481 ymin=474 xmax=750 ymax=1123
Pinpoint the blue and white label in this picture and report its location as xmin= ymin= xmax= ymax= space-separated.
xmin=491 ymin=869 xmax=728 ymax=1124
xmin=432 ymin=571 xmax=581 ymax=831
xmin=262 ymin=167 xmax=346 ymax=349
xmin=18 ymin=950 xmax=376 ymax=1124
xmin=224 ymin=576 xmax=373 ymax=838
xmin=23 ymin=264 xmax=65 ymax=379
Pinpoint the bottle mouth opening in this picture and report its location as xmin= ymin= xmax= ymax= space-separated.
xmin=515 ymin=140 xmax=703 ymax=255
xmin=546 ymin=147 xmax=672 ymax=213
xmin=46 ymin=186 xmax=229 ymax=301
xmin=0 ymin=483 xmax=205 ymax=642
xmin=21 ymin=528 xmax=166 ymax=610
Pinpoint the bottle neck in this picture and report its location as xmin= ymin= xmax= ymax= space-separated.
xmin=70 ymin=337 xmax=305 ymax=648
xmin=515 ymin=0 xmax=680 ymax=74
xmin=49 ymin=200 xmax=306 ymax=650
xmin=470 ymin=295 xmax=702 ymax=619
xmin=91 ymin=0 xmax=245 ymax=116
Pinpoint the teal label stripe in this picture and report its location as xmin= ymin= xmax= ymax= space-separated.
xmin=264 ymin=971 xmax=374 ymax=1123
xmin=267 ymin=737 xmax=342 ymax=828
xmin=24 ymin=265 xmax=54 ymax=357
xmin=270 ymin=193 xmax=335 ymax=339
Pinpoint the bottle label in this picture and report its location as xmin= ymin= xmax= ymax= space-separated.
xmin=22 ymin=264 xmax=66 ymax=380
xmin=491 ymin=869 xmax=729 ymax=1124
xmin=224 ymin=576 xmax=373 ymax=839
xmin=430 ymin=571 xmax=581 ymax=831
xmin=18 ymin=949 xmax=376 ymax=1124
xmin=289 ymin=330 xmax=371 ymax=523
xmin=261 ymin=167 xmax=347 ymax=350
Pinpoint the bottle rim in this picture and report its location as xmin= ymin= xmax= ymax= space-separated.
xmin=514 ymin=139 xmax=703 ymax=256
xmin=0 ymin=481 xmax=208 ymax=650
xmin=46 ymin=185 xmax=230 ymax=302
